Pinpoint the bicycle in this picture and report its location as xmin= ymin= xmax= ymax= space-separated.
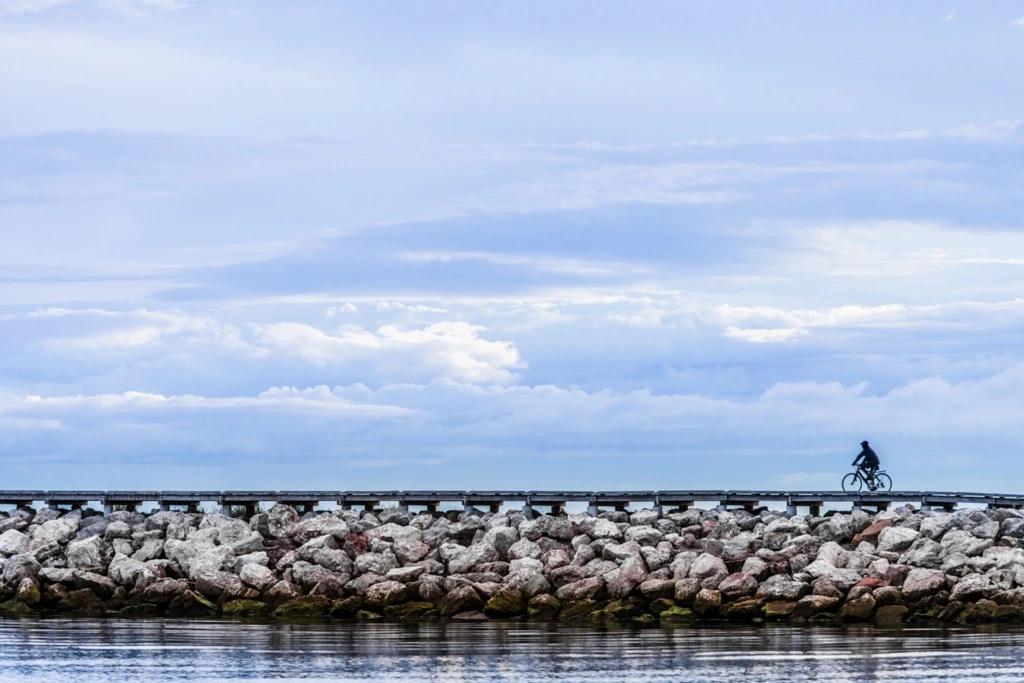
xmin=841 ymin=468 xmax=892 ymax=492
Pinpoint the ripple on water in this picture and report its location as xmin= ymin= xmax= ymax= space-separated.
xmin=2 ymin=620 xmax=1024 ymax=682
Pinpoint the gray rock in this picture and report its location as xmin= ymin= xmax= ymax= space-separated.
xmin=755 ymin=575 xmax=810 ymax=601
xmin=354 ymin=551 xmax=399 ymax=576
xmin=65 ymin=537 xmax=106 ymax=569
xmin=554 ymin=576 xmax=604 ymax=602
xmin=3 ymin=554 xmax=41 ymax=584
xmin=507 ymin=538 xmax=543 ymax=561
xmin=108 ymin=554 xmax=157 ymax=589
xmin=877 ymin=526 xmax=919 ymax=553
xmin=605 ymin=554 xmax=648 ymax=599
xmin=941 ymin=529 xmax=994 ymax=557
xmin=972 ymin=521 xmax=1000 ymax=539
xmin=0 ymin=529 xmax=29 ymax=557
xmin=239 ymin=563 xmax=277 ymax=592
xmin=688 ymin=553 xmax=727 ymax=581
xmin=33 ymin=517 xmax=78 ymax=545
xmin=448 ymin=544 xmax=499 ymax=574
xmin=233 ymin=551 xmax=270 ymax=573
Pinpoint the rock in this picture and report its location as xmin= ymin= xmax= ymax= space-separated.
xmin=292 ymin=516 xmax=350 ymax=544
xmin=484 ymin=585 xmax=525 ymax=617
xmin=507 ymin=538 xmax=543 ymax=561
xmin=107 ymin=554 xmax=157 ymax=590
xmin=719 ymin=572 xmax=758 ymax=599
xmin=950 ymin=575 xmax=996 ymax=602
xmin=756 ymin=576 xmax=810 ymax=602
xmin=674 ymin=578 xmax=702 ymax=605
xmin=439 ymin=585 xmax=484 ymax=617
xmin=384 ymin=602 xmax=438 ymax=620
xmin=877 ymin=527 xmax=920 ymax=553
xmin=263 ymin=580 xmax=303 ymax=606
xmin=132 ymin=539 xmax=165 ymax=563
xmin=0 ymin=599 xmax=35 ymax=616
xmin=659 ymin=605 xmax=695 ymax=623
xmin=840 ymin=594 xmax=876 ymax=621
xmin=482 ymin=527 xmax=519 ymax=559
xmin=354 ymin=551 xmax=399 ymax=576
xmin=639 ymin=578 xmax=677 ymax=600
xmin=73 ymin=571 xmax=118 ymax=599
xmin=792 ymin=595 xmax=841 ymax=619
xmin=527 ymin=594 xmax=561 ymax=620
xmin=762 ymin=600 xmax=798 ymax=620
xmin=139 ymin=579 xmax=189 ymax=605
xmin=0 ymin=530 xmax=29 ymax=557
xmin=814 ymin=515 xmax=853 ymax=544
xmin=104 ymin=521 xmax=133 ymax=542
xmin=852 ymin=518 xmax=893 ymax=545
xmin=273 ymin=595 xmax=330 ymax=618
xmin=973 ymin=521 xmax=1000 ymax=539
xmin=164 ymin=540 xmax=234 ymax=580
xmin=605 ymin=555 xmax=648 ymax=599
xmin=688 ymin=553 xmax=727 ymax=581
xmin=58 ymin=588 xmax=105 ymax=614
xmin=554 ymin=577 xmax=604 ymax=602
xmin=196 ymin=572 xmax=256 ymax=603
xmin=941 ymin=530 xmax=993 ymax=557
xmin=448 ymin=544 xmax=499 ymax=574
xmin=901 ymin=568 xmax=947 ymax=602
xmin=693 ymin=589 xmax=721 ymax=617
xmin=66 ymin=537 xmax=106 ymax=569
xmin=3 ymin=554 xmax=40 ymax=585
xmin=16 ymin=578 xmax=40 ymax=605
xmin=364 ymin=581 xmax=408 ymax=609
xmin=222 ymin=599 xmax=269 ymax=617
xmin=34 ymin=517 xmax=78 ymax=545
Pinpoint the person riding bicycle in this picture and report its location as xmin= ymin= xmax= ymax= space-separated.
xmin=852 ymin=440 xmax=881 ymax=490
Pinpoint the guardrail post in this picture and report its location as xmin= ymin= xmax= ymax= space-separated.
xmin=786 ymin=504 xmax=797 ymax=516
xmin=587 ymin=503 xmax=599 ymax=517
xmin=520 ymin=504 xmax=534 ymax=519
xmin=103 ymin=503 xmax=113 ymax=516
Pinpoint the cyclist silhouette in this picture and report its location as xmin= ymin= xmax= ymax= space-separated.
xmin=852 ymin=440 xmax=881 ymax=490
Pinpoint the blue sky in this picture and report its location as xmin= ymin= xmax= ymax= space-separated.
xmin=2 ymin=1 xmax=1024 ymax=492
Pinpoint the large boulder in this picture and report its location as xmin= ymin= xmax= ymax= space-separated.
xmin=901 ymin=568 xmax=947 ymax=602
xmin=0 ymin=530 xmax=29 ymax=557
xmin=196 ymin=572 xmax=258 ymax=603
xmin=164 ymin=540 xmax=234 ymax=580
xmin=33 ymin=517 xmax=78 ymax=545
xmin=941 ymin=530 xmax=993 ymax=557
xmin=108 ymin=554 xmax=157 ymax=590
xmin=719 ymin=572 xmax=758 ymax=599
xmin=554 ymin=576 xmax=605 ymax=602
xmin=448 ymin=544 xmax=499 ymax=574
xmin=899 ymin=539 xmax=945 ymax=569
xmin=877 ymin=527 xmax=919 ymax=554
xmin=292 ymin=516 xmax=350 ymax=544
xmin=240 ymin=564 xmax=278 ymax=592
xmin=756 ymin=576 xmax=810 ymax=602
xmin=266 ymin=505 xmax=301 ymax=539
xmin=364 ymin=580 xmax=409 ymax=610
xmin=438 ymin=585 xmax=484 ymax=617
xmin=2 ymin=554 xmax=40 ymax=585
xmin=604 ymin=555 xmax=648 ymax=599
xmin=688 ymin=554 xmax=727 ymax=582
xmin=66 ymin=537 xmax=106 ymax=569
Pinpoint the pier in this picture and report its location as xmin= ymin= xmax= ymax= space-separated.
xmin=0 ymin=489 xmax=1020 ymax=517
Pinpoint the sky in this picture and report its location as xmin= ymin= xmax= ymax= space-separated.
xmin=2 ymin=1 xmax=1024 ymax=493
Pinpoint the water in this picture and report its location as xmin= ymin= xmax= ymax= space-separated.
xmin=2 ymin=619 xmax=1024 ymax=682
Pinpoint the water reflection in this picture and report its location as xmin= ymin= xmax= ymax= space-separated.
xmin=2 ymin=619 xmax=1024 ymax=682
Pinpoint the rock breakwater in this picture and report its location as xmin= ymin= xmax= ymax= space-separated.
xmin=2 ymin=502 xmax=1024 ymax=625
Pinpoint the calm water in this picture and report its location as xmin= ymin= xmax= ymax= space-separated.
xmin=2 ymin=619 xmax=1024 ymax=682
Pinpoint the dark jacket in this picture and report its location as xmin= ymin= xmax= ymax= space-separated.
xmin=853 ymin=444 xmax=880 ymax=468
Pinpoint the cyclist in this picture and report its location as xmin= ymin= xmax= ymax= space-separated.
xmin=852 ymin=440 xmax=881 ymax=490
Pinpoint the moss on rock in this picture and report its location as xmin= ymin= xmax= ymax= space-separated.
xmin=274 ymin=596 xmax=330 ymax=619
xmin=223 ymin=600 xmax=269 ymax=617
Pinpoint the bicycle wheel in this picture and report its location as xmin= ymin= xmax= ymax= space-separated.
xmin=841 ymin=472 xmax=862 ymax=492
xmin=875 ymin=473 xmax=892 ymax=492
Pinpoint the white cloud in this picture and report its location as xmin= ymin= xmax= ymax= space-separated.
xmin=1013 ymin=17 xmax=1024 ymax=28
xmin=326 ymin=303 xmax=359 ymax=317
xmin=254 ymin=321 xmax=524 ymax=383
xmin=5 ymin=385 xmax=413 ymax=417
xmin=941 ymin=9 xmax=956 ymax=23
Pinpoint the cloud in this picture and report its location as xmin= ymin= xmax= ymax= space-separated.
xmin=0 ymin=0 xmax=187 ymax=15
xmin=941 ymin=9 xmax=956 ymax=23
xmin=254 ymin=321 xmax=524 ymax=383
xmin=1014 ymin=17 xmax=1024 ymax=28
